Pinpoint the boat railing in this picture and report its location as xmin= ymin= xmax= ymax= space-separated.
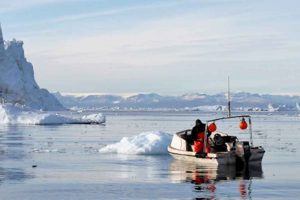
xmin=176 ymin=129 xmax=191 ymax=137
xmin=205 ymin=115 xmax=251 ymax=123
xmin=204 ymin=115 xmax=254 ymax=153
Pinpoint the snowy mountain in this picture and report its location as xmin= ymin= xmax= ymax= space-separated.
xmin=180 ymin=93 xmax=208 ymax=101
xmin=54 ymin=92 xmax=123 ymax=109
xmin=0 ymin=25 xmax=64 ymax=111
xmin=54 ymin=92 xmax=300 ymax=111
xmin=296 ymin=102 xmax=300 ymax=111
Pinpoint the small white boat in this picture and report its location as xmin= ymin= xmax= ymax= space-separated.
xmin=168 ymin=115 xmax=265 ymax=167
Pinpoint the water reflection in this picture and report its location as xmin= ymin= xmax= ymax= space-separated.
xmin=0 ymin=167 xmax=33 ymax=184
xmin=0 ymin=125 xmax=34 ymax=185
xmin=169 ymin=160 xmax=263 ymax=199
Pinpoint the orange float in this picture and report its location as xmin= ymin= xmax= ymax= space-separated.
xmin=208 ymin=122 xmax=217 ymax=132
xmin=239 ymin=118 xmax=248 ymax=130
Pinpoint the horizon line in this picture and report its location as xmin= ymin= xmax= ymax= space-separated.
xmin=56 ymin=91 xmax=300 ymax=97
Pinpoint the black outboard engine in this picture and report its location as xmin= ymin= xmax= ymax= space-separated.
xmin=236 ymin=141 xmax=252 ymax=168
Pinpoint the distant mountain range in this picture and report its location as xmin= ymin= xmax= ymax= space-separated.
xmin=53 ymin=92 xmax=300 ymax=111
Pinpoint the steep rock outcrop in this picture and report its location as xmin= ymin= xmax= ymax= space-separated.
xmin=0 ymin=25 xmax=64 ymax=110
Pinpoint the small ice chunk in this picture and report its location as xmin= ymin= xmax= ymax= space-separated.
xmin=99 ymin=131 xmax=172 ymax=155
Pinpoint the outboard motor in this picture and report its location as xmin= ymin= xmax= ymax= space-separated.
xmin=236 ymin=141 xmax=251 ymax=167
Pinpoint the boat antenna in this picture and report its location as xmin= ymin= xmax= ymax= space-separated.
xmin=227 ymin=76 xmax=231 ymax=117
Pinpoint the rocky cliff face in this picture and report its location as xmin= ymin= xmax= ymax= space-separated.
xmin=0 ymin=25 xmax=64 ymax=110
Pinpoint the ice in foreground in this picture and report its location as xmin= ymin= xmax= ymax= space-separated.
xmin=99 ymin=131 xmax=172 ymax=155
xmin=0 ymin=104 xmax=105 ymax=125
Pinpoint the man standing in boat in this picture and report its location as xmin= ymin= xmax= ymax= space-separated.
xmin=191 ymin=119 xmax=206 ymax=141
xmin=191 ymin=119 xmax=211 ymax=155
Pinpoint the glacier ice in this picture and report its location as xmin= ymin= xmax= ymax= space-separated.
xmin=0 ymin=25 xmax=64 ymax=111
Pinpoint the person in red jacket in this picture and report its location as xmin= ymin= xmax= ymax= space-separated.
xmin=191 ymin=119 xmax=205 ymax=141
xmin=191 ymin=119 xmax=211 ymax=155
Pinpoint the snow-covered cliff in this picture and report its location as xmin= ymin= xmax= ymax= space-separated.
xmin=0 ymin=25 xmax=64 ymax=110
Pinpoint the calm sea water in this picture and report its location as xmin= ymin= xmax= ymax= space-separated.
xmin=0 ymin=111 xmax=299 ymax=200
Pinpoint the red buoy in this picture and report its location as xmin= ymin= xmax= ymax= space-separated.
xmin=239 ymin=118 xmax=248 ymax=130
xmin=208 ymin=122 xmax=217 ymax=132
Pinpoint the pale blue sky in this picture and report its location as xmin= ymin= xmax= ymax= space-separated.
xmin=1 ymin=0 xmax=300 ymax=95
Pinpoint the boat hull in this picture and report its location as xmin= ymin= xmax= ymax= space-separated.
xmin=168 ymin=145 xmax=236 ymax=166
xmin=236 ymin=147 xmax=265 ymax=165
xmin=168 ymin=131 xmax=264 ymax=166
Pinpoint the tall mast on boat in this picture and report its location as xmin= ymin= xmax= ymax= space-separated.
xmin=227 ymin=76 xmax=231 ymax=117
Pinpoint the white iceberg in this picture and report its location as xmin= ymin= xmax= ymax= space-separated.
xmin=0 ymin=104 xmax=105 ymax=125
xmin=99 ymin=131 xmax=172 ymax=155
xmin=81 ymin=113 xmax=106 ymax=124
xmin=0 ymin=25 xmax=64 ymax=111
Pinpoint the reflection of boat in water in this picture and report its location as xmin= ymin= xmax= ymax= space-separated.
xmin=169 ymin=159 xmax=263 ymax=199
xmin=168 ymin=115 xmax=265 ymax=166
xmin=169 ymin=159 xmax=263 ymax=183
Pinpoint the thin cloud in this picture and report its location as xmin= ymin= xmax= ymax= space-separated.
xmin=4 ymin=1 xmax=189 ymax=26
xmin=0 ymin=0 xmax=65 ymax=13
xmin=7 ymin=0 xmax=299 ymax=94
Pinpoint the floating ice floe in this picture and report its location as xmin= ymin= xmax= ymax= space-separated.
xmin=99 ymin=131 xmax=172 ymax=155
xmin=32 ymin=148 xmax=67 ymax=153
xmin=0 ymin=104 xmax=105 ymax=125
